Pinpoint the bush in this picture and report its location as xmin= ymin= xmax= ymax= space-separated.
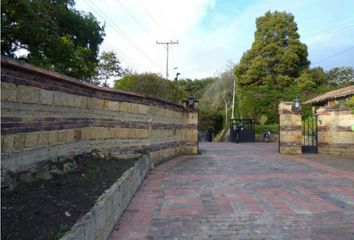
xmin=255 ymin=124 xmax=279 ymax=134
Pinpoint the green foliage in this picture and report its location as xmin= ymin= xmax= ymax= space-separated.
xmin=235 ymin=11 xmax=309 ymax=88
xmin=54 ymin=223 xmax=70 ymax=240
xmin=178 ymin=77 xmax=215 ymax=99
xmin=327 ymin=66 xmax=354 ymax=86
xmin=232 ymin=11 xmax=339 ymax=123
xmin=94 ymin=51 xmax=124 ymax=86
xmin=260 ymin=115 xmax=268 ymax=125
xmin=295 ymin=67 xmax=328 ymax=91
xmin=114 ymin=73 xmax=186 ymax=103
xmin=345 ymin=96 xmax=354 ymax=113
xmin=1 ymin=0 xmax=105 ymax=82
xmin=255 ymin=124 xmax=279 ymax=134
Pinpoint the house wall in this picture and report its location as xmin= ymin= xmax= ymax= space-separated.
xmin=1 ymin=57 xmax=198 ymax=174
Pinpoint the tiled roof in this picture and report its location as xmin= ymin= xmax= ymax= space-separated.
xmin=304 ymin=85 xmax=354 ymax=105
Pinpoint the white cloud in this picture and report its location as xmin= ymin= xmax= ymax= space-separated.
xmin=75 ymin=0 xmax=354 ymax=85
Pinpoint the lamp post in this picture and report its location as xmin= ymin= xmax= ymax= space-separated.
xmin=175 ymin=72 xmax=180 ymax=103
xmin=187 ymin=96 xmax=195 ymax=109
xmin=292 ymin=96 xmax=301 ymax=113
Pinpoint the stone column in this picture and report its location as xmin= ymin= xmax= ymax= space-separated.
xmin=317 ymin=107 xmax=354 ymax=157
xmin=279 ymin=102 xmax=302 ymax=154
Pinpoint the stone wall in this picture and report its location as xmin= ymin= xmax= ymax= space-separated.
xmin=61 ymin=156 xmax=150 ymax=240
xmin=278 ymin=102 xmax=302 ymax=154
xmin=317 ymin=107 xmax=354 ymax=157
xmin=1 ymin=57 xmax=198 ymax=174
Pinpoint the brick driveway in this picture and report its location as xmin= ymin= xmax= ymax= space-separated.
xmin=110 ymin=142 xmax=354 ymax=240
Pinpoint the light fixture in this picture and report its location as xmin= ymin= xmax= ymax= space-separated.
xmin=292 ymin=96 xmax=301 ymax=113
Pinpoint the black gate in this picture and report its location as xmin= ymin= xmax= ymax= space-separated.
xmin=302 ymin=115 xmax=318 ymax=153
xmin=230 ymin=119 xmax=255 ymax=143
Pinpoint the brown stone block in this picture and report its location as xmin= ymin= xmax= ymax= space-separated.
xmin=81 ymin=127 xmax=91 ymax=140
xmin=280 ymin=146 xmax=301 ymax=155
xmin=48 ymin=131 xmax=58 ymax=144
xmin=138 ymin=104 xmax=148 ymax=114
xmin=17 ymin=85 xmax=41 ymax=103
xmin=39 ymin=89 xmax=54 ymax=105
xmin=74 ymin=129 xmax=81 ymax=141
xmin=120 ymin=102 xmax=129 ymax=112
xmin=53 ymin=92 xmax=68 ymax=106
xmin=25 ymin=132 xmax=39 ymax=148
xmin=14 ymin=134 xmax=26 ymax=151
xmin=1 ymin=82 xmax=17 ymax=101
xmin=2 ymin=135 xmax=14 ymax=152
xmin=57 ymin=130 xmax=68 ymax=143
xmin=80 ymin=96 xmax=88 ymax=108
xmin=38 ymin=133 xmax=49 ymax=146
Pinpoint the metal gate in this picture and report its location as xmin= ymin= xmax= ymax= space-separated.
xmin=302 ymin=115 xmax=318 ymax=153
xmin=230 ymin=119 xmax=255 ymax=143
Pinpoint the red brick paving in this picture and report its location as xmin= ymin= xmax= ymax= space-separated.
xmin=110 ymin=143 xmax=354 ymax=239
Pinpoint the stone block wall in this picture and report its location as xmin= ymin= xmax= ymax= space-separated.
xmin=278 ymin=102 xmax=302 ymax=154
xmin=1 ymin=57 xmax=198 ymax=174
xmin=317 ymin=107 xmax=354 ymax=157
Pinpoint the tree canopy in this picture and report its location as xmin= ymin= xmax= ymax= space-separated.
xmin=234 ymin=11 xmax=320 ymax=123
xmin=1 ymin=0 xmax=105 ymax=81
xmin=327 ymin=66 xmax=354 ymax=86
xmin=94 ymin=51 xmax=124 ymax=86
xmin=235 ymin=11 xmax=309 ymax=88
xmin=114 ymin=73 xmax=187 ymax=103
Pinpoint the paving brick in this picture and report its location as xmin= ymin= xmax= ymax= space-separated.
xmin=109 ymin=143 xmax=354 ymax=240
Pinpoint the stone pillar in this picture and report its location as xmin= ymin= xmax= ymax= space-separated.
xmin=279 ymin=102 xmax=302 ymax=154
xmin=317 ymin=108 xmax=354 ymax=157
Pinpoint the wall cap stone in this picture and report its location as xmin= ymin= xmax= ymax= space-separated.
xmin=1 ymin=56 xmax=186 ymax=110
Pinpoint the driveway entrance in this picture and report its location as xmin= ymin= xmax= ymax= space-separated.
xmin=110 ymin=142 xmax=354 ymax=239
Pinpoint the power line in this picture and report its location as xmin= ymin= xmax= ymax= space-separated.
xmin=304 ymin=19 xmax=354 ymax=40
xmin=156 ymin=40 xmax=179 ymax=79
xmin=312 ymin=46 xmax=354 ymax=64
xmin=116 ymin=0 xmax=157 ymax=42
xmin=85 ymin=0 xmax=163 ymax=71
xmin=136 ymin=0 xmax=170 ymax=39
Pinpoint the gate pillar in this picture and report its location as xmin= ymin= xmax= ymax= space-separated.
xmin=279 ymin=102 xmax=302 ymax=154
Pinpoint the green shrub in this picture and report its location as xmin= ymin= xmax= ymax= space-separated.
xmin=255 ymin=124 xmax=279 ymax=134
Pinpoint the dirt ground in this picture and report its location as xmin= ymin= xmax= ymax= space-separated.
xmin=1 ymin=153 xmax=138 ymax=240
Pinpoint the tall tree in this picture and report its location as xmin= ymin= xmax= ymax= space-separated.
xmin=94 ymin=51 xmax=124 ymax=86
xmin=234 ymin=11 xmax=310 ymax=122
xmin=1 ymin=0 xmax=105 ymax=82
xmin=327 ymin=66 xmax=354 ymax=86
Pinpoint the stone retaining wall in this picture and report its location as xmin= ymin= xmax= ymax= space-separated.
xmin=1 ymin=56 xmax=198 ymax=175
xmin=317 ymin=108 xmax=354 ymax=157
xmin=61 ymin=155 xmax=150 ymax=240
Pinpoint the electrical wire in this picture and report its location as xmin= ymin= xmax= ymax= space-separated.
xmin=136 ymin=0 xmax=178 ymax=40
xmin=116 ymin=0 xmax=157 ymax=42
xmin=312 ymin=46 xmax=354 ymax=64
xmin=85 ymin=0 xmax=163 ymax=71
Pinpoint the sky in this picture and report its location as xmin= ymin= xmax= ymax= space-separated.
xmin=75 ymin=0 xmax=354 ymax=85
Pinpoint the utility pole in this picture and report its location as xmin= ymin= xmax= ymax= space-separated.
xmin=224 ymin=98 xmax=228 ymax=126
xmin=231 ymin=78 xmax=236 ymax=119
xmin=156 ymin=40 xmax=178 ymax=79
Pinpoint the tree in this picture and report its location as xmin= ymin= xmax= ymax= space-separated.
xmin=295 ymin=67 xmax=328 ymax=91
xmin=1 ymin=0 xmax=105 ymax=82
xmin=114 ymin=73 xmax=187 ymax=103
xmin=94 ymin=51 xmax=124 ymax=86
xmin=327 ymin=66 xmax=354 ymax=86
xmin=178 ymin=77 xmax=215 ymax=99
xmin=234 ymin=11 xmax=310 ymax=122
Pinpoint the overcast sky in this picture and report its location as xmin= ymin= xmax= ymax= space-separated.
xmin=75 ymin=0 xmax=354 ymax=84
